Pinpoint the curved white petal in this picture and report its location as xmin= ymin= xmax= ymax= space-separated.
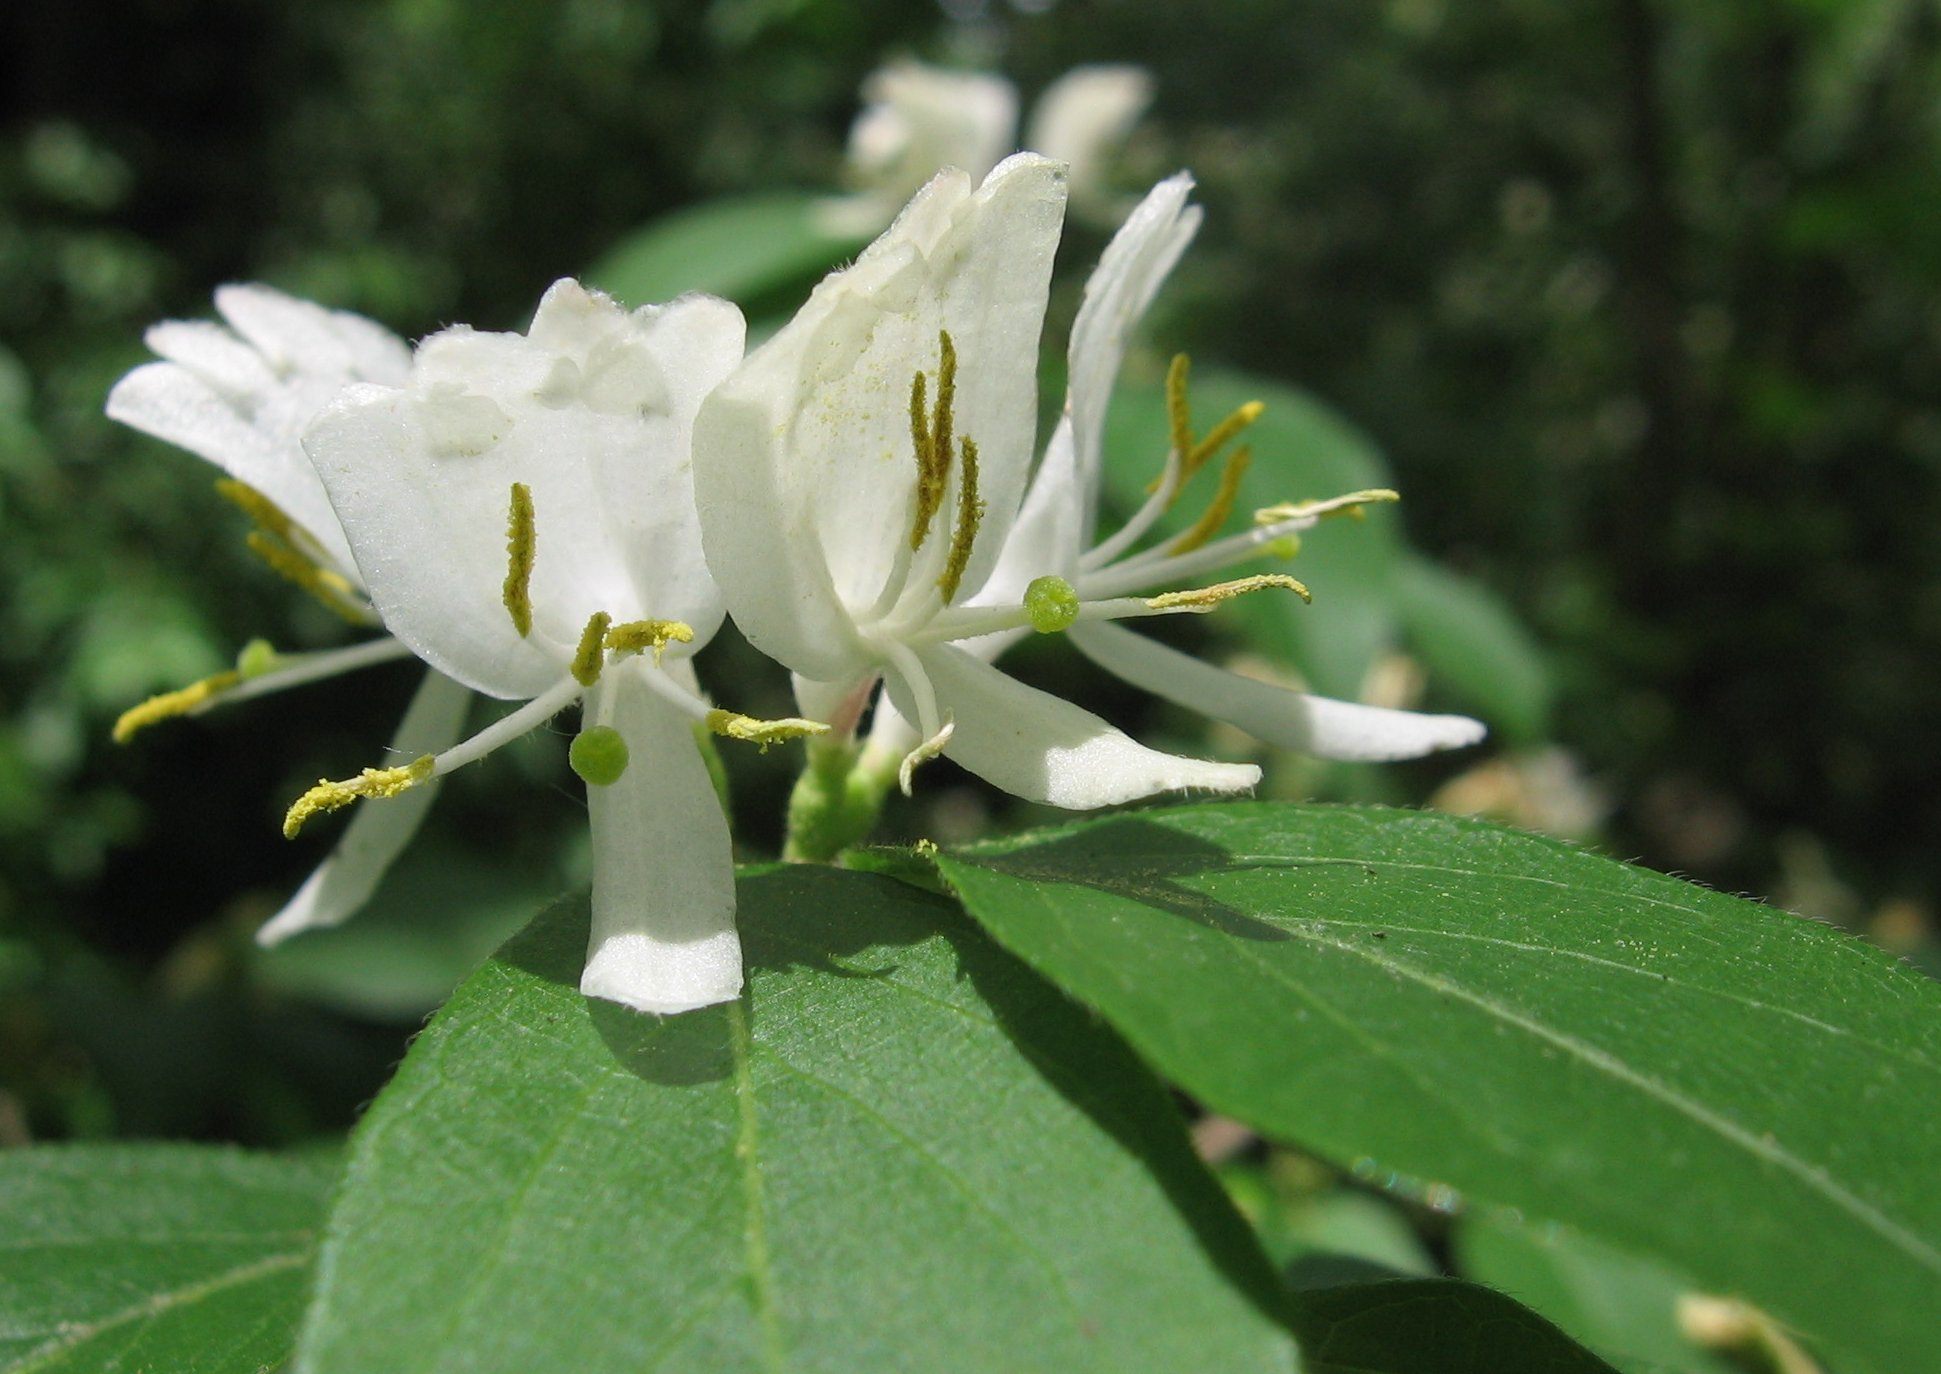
xmin=306 ymin=281 xmax=741 ymax=699
xmin=1070 ymin=620 xmax=1486 ymax=761
xmin=1024 ymin=65 xmax=1154 ymax=218
xmin=255 ymin=668 xmax=473 ymax=946
xmin=972 ymin=412 xmax=1086 ymax=608
xmin=106 ymin=285 xmax=411 ymax=582
xmin=842 ymin=61 xmax=1019 ymax=213
xmin=694 ymin=155 xmax=1067 ymax=679
xmin=884 ymin=642 xmax=1258 ymax=809
xmin=580 ymin=661 xmax=741 ymax=1016
xmin=1067 ymin=173 xmax=1201 ymax=537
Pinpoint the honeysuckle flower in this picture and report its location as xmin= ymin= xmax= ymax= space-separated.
xmin=820 ymin=60 xmax=1152 ymax=235
xmin=696 ymin=153 xmax=1268 ymax=810
xmin=298 ymin=279 xmax=808 ymax=1015
xmin=922 ymin=173 xmax=1487 ymax=765
xmin=105 ymin=284 xmax=475 ymax=944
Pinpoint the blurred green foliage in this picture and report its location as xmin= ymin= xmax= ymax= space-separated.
xmin=2 ymin=0 xmax=1936 ymax=1151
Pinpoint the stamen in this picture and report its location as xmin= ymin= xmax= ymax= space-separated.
xmin=569 ymin=725 xmax=630 ymax=786
xmin=1024 ymin=576 xmax=1081 ymax=634
xmin=1254 ymin=488 xmax=1400 ymax=525
xmin=571 ymin=611 xmax=612 ymax=687
xmin=906 ymin=331 xmax=960 ymax=551
xmin=1168 ymin=445 xmax=1254 ymax=556
xmin=283 ymin=754 xmax=435 ymax=839
xmin=215 ymin=479 xmax=298 ymax=545
xmin=1147 ymin=573 xmax=1312 ymax=612
xmin=112 ymin=670 xmax=241 ymax=744
xmin=706 ymin=709 xmax=830 ymax=752
xmin=898 ymin=718 xmax=955 ymax=796
xmin=936 ymin=436 xmax=983 ymax=603
xmin=1186 ymin=401 xmax=1265 ymax=476
xmin=502 ymin=482 xmax=536 ymax=637
xmin=605 ymin=619 xmax=695 ymax=663
xmin=1165 ymin=353 xmax=1193 ymax=472
xmin=243 ymin=533 xmax=369 ymax=625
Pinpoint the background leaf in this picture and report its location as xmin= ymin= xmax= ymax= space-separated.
xmin=935 ymin=803 xmax=1941 ymax=1374
xmin=295 ymin=869 xmax=1300 ymax=1374
xmin=584 ymin=191 xmax=862 ymax=311
xmin=1291 ymin=1278 xmax=1621 ymax=1374
xmin=1456 ymin=1216 xmax=1735 ymax=1374
xmin=1392 ymin=557 xmax=1553 ymax=743
xmin=0 ymin=1144 xmax=335 ymax=1373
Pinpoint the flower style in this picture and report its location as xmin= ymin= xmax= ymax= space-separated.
xmin=105 ymin=284 xmax=475 ymax=945
xmin=959 ymin=173 xmax=1487 ymax=764
xmin=822 ymin=60 xmax=1152 ymax=234
xmin=298 ymin=279 xmax=800 ymax=1015
xmin=695 ymin=153 xmax=1270 ymax=810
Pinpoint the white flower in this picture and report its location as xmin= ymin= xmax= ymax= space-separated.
xmin=695 ymin=154 xmax=1266 ymax=809
xmin=298 ymin=279 xmax=795 ymax=1015
xmin=950 ymin=173 xmax=1487 ymax=764
xmin=105 ymin=284 xmax=474 ymax=945
xmin=822 ymin=60 xmax=1152 ymax=235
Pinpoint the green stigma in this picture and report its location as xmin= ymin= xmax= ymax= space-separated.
xmin=1266 ymin=533 xmax=1302 ymax=561
xmin=235 ymin=638 xmax=280 ymax=679
xmin=1024 ymin=575 xmax=1081 ymax=634
xmin=570 ymin=725 xmax=630 ymax=787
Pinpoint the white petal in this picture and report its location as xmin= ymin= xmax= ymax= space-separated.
xmin=971 ymin=412 xmax=1086 ymax=609
xmin=305 ymin=281 xmax=740 ymax=699
xmin=255 ymin=669 xmax=472 ymax=946
xmin=1024 ymin=65 xmax=1154 ymax=216
xmin=884 ymin=642 xmax=1258 ymax=809
xmin=107 ymin=286 xmax=412 ymax=583
xmin=694 ymin=155 xmax=1067 ymax=678
xmin=1070 ymin=620 xmax=1486 ymax=761
xmin=580 ymin=662 xmax=741 ymax=1015
xmin=845 ymin=61 xmax=1019 ymax=207
xmin=1067 ymin=173 xmax=1201 ymax=536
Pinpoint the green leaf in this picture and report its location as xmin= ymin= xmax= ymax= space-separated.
xmin=1291 ymin=1278 xmax=1621 ymax=1374
xmin=584 ymin=192 xmax=863 ymax=310
xmin=935 ymin=803 xmax=1941 ymax=1374
xmin=1456 ymin=1217 xmax=1735 ymax=1374
xmin=295 ymin=869 xmax=1299 ymax=1373
xmin=1100 ymin=365 xmax=1400 ymax=697
xmin=1393 ymin=557 xmax=1552 ymax=743
xmin=0 ymin=1144 xmax=336 ymax=1373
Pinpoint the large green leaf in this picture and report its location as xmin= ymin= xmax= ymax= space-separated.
xmin=0 ymin=1144 xmax=335 ymax=1373
xmin=1100 ymin=365 xmax=1401 ymax=698
xmin=584 ymin=191 xmax=862 ymax=310
xmin=294 ymin=869 xmax=1300 ymax=1373
xmin=935 ymin=804 xmax=1941 ymax=1374
xmin=1291 ymin=1279 xmax=1620 ymax=1374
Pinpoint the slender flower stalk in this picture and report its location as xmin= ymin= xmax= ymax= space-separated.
xmin=105 ymin=284 xmax=477 ymax=941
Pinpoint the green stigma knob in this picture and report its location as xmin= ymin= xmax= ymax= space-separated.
xmin=1024 ymin=575 xmax=1081 ymax=634
xmin=1266 ymin=533 xmax=1302 ymax=561
xmin=235 ymin=638 xmax=280 ymax=679
xmin=570 ymin=725 xmax=630 ymax=787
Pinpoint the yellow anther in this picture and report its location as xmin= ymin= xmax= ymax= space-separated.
xmin=112 ymin=670 xmax=241 ymax=744
xmin=1165 ymin=352 xmax=1193 ymax=467
xmin=1168 ymin=445 xmax=1255 ymax=556
xmin=503 ymin=482 xmax=536 ymax=637
xmin=705 ymin=709 xmax=830 ymax=753
xmin=605 ymin=619 xmax=694 ymax=662
xmin=907 ymin=331 xmax=960 ymax=551
xmin=1147 ymin=573 xmax=1312 ymax=612
xmin=1184 ymin=400 xmax=1265 ymax=483
xmin=215 ymin=479 xmax=298 ymax=544
xmin=282 ymin=754 xmax=435 ymax=839
xmin=243 ymin=533 xmax=369 ymax=625
xmin=937 ymin=437 xmax=983 ymax=604
xmin=571 ymin=611 xmax=612 ymax=687
xmin=1254 ymin=488 xmax=1401 ymax=525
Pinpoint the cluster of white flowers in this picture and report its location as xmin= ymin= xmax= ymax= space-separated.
xmin=109 ymin=154 xmax=1481 ymax=1017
